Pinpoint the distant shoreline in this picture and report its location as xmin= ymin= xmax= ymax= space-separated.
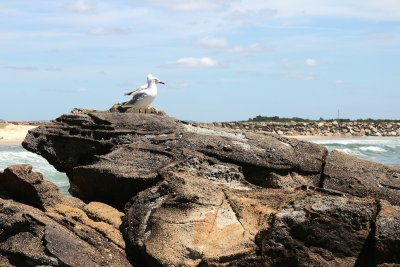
xmin=0 ymin=123 xmax=41 ymax=145
xmin=206 ymin=120 xmax=400 ymax=137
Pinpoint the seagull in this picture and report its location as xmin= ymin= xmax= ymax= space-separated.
xmin=124 ymin=74 xmax=165 ymax=108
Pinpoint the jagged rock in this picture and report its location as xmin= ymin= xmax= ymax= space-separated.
xmin=0 ymin=164 xmax=132 ymax=267
xmin=23 ymin=111 xmax=327 ymax=209
xmin=323 ymin=150 xmax=400 ymax=205
xmin=19 ymin=108 xmax=400 ymax=266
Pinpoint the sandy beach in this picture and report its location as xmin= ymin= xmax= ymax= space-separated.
xmin=0 ymin=123 xmax=38 ymax=145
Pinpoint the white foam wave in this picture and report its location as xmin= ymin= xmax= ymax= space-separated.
xmin=313 ymin=137 xmax=400 ymax=147
xmin=335 ymin=148 xmax=362 ymax=156
xmin=359 ymin=146 xmax=387 ymax=152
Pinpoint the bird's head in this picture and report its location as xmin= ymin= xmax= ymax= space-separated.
xmin=147 ymin=73 xmax=165 ymax=84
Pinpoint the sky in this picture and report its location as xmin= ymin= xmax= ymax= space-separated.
xmin=1 ymin=0 xmax=400 ymax=122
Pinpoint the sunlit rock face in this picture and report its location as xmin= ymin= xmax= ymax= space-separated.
xmin=15 ymin=108 xmax=400 ymax=266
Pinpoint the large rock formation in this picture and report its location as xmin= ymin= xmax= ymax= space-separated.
xmin=0 ymin=109 xmax=395 ymax=266
xmin=22 ymin=112 xmax=328 ymax=209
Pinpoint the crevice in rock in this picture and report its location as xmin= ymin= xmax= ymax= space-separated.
xmin=354 ymin=199 xmax=380 ymax=267
xmin=318 ymin=150 xmax=329 ymax=188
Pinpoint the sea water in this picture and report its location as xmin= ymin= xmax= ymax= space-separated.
xmin=0 ymin=144 xmax=69 ymax=194
xmin=311 ymin=137 xmax=400 ymax=167
xmin=0 ymin=138 xmax=399 ymax=194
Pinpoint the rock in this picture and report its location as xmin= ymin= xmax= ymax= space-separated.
xmin=23 ymin=111 xmax=327 ymax=209
xmin=122 ymin=157 xmax=378 ymax=266
xmin=18 ymin=108 xmax=400 ymax=266
xmin=323 ymin=150 xmax=400 ymax=205
xmin=375 ymin=200 xmax=400 ymax=265
xmin=0 ymin=164 xmax=132 ymax=267
xmin=260 ymin=194 xmax=377 ymax=266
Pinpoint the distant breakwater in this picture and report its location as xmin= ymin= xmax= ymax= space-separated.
xmin=204 ymin=121 xmax=400 ymax=137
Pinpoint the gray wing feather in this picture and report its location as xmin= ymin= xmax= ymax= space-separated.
xmin=125 ymin=84 xmax=148 ymax=96
xmin=126 ymin=92 xmax=147 ymax=105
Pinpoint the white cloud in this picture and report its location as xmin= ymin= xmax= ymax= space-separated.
xmin=197 ymin=37 xmax=266 ymax=54
xmin=305 ymin=58 xmax=318 ymax=66
xmin=67 ymin=0 xmax=97 ymax=14
xmin=226 ymin=1 xmax=400 ymax=21
xmin=197 ymin=37 xmax=230 ymax=49
xmin=285 ymin=72 xmax=315 ymax=80
xmin=88 ymin=27 xmax=131 ymax=36
xmin=169 ymin=57 xmax=220 ymax=68
xmin=229 ymin=43 xmax=266 ymax=54
xmin=335 ymin=79 xmax=344 ymax=85
xmin=137 ymin=0 xmax=232 ymax=12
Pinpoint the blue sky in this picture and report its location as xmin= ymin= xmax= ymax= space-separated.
xmin=1 ymin=1 xmax=399 ymax=122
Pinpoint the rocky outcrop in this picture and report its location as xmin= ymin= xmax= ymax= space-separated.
xmin=0 ymin=164 xmax=131 ymax=267
xmin=16 ymin=109 xmax=400 ymax=266
xmin=23 ymin=112 xmax=327 ymax=209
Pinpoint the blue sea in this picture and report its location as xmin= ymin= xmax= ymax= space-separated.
xmin=0 ymin=138 xmax=399 ymax=194
xmin=0 ymin=144 xmax=69 ymax=194
xmin=311 ymin=137 xmax=400 ymax=167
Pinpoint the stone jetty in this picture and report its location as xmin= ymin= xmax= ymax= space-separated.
xmin=207 ymin=120 xmax=400 ymax=137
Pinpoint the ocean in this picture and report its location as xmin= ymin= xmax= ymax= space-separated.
xmin=0 ymin=137 xmax=399 ymax=194
xmin=312 ymin=137 xmax=400 ymax=167
xmin=0 ymin=144 xmax=69 ymax=194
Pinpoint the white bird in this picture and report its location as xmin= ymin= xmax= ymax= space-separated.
xmin=124 ymin=74 xmax=165 ymax=108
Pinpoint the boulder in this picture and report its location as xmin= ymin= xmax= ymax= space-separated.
xmin=0 ymin=164 xmax=132 ymax=267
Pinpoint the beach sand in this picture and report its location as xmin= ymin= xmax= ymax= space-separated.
xmin=0 ymin=123 xmax=37 ymax=145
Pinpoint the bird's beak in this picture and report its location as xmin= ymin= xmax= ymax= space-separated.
xmin=159 ymin=81 xmax=165 ymax=84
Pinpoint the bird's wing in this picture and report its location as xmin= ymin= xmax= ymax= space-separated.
xmin=124 ymin=84 xmax=148 ymax=96
xmin=126 ymin=92 xmax=148 ymax=105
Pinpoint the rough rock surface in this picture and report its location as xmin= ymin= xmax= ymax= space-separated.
xmin=324 ymin=150 xmax=400 ymax=205
xmin=17 ymin=109 xmax=400 ymax=266
xmin=0 ymin=164 xmax=131 ymax=267
xmin=23 ymin=112 xmax=327 ymax=209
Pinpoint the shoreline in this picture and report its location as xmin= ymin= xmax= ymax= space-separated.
xmin=0 ymin=123 xmax=38 ymax=145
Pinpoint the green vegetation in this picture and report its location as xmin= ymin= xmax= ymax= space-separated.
xmin=248 ymin=115 xmax=312 ymax=122
xmin=247 ymin=115 xmax=400 ymax=123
